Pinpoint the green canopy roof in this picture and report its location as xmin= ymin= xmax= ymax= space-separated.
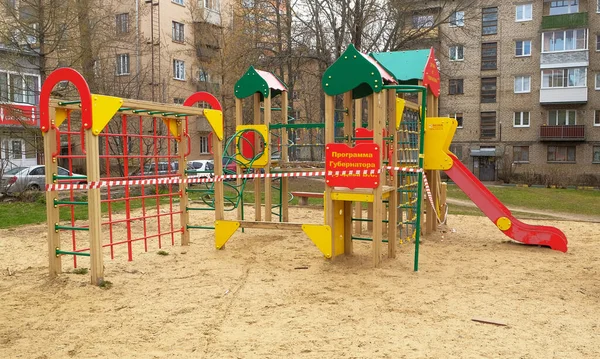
xmin=370 ymin=49 xmax=431 ymax=82
xmin=234 ymin=66 xmax=288 ymax=100
xmin=322 ymin=44 xmax=396 ymax=99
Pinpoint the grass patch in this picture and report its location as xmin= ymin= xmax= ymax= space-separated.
xmin=99 ymin=280 xmax=113 ymax=290
xmin=72 ymin=268 xmax=89 ymax=275
xmin=157 ymin=250 xmax=169 ymax=256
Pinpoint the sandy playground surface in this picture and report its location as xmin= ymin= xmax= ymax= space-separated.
xmin=1 ymin=205 xmax=600 ymax=358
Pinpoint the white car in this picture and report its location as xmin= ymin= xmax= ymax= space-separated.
xmin=187 ymin=160 xmax=214 ymax=179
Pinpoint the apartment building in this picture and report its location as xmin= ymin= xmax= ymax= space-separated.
xmin=111 ymin=0 xmax=228 ymax=161
xmin=437 ymin=0 xmax=600 ymax=184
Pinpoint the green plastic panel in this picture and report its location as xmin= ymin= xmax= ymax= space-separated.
xmin=322 ymin=44 xmax=384 ymax=99
xmin=370 ymin=49 xmax=430 ymax=82
xmin=234 ymin=66 xmax=287 ymax=100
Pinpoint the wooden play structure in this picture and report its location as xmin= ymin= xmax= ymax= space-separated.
xmin=40 ymin=68 xmax=225 ymax=285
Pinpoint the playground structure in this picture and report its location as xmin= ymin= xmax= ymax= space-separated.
xmin=42 ymin=45 xmax=568 ymax=285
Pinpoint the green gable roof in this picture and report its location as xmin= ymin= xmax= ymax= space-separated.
xmin=370 ymin=49 xmax=431 ymax=82
xmin=234 ymin=66 xmax=288 ymax=100
xmin=322 ymin=44 xmax=395 ymax=99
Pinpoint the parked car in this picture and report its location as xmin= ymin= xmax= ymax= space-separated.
xmin=142 ymin=162 xmax=179 ymax=176
xmin=0 ymin=165 xmax=86 ymax=194
xmin=187 ymin=160 xmax=214 ymax=179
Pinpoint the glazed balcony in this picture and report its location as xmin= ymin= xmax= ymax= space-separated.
xmin=539 ymin=87 xmax=587 ymax=104
xmin=541 ymin=12 xmax=588 ymax=30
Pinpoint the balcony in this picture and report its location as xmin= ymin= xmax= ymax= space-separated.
xmin=541 ymin=12 xmax=588 ymax=30
xmin=540 ymin=50 xmax=588 ymax=68
xmin=540 ymin=87 xmax=587 ymax=104
xmin=539 ymin=125 xmax=585 ymax=141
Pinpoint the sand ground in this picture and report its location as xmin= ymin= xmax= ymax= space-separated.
xmin=1 ymin=206 xmax=599 ymax=359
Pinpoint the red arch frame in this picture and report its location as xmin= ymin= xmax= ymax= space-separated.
xmin=40 ymin=68 xmax=92 ymax=133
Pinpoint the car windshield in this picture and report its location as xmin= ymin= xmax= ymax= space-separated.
xmin=206 ymin=162 xmax=214 ymax=171
xmin=4 ymin=167 xmax=26 ymax=175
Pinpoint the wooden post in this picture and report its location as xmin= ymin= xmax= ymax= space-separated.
xmin=85 ymin=127 xmax=104 ymax=285
xmin=367 ymin=95 xmax=374 ymax=232
xmin=45 ymin=111 xmax=61 ymax=278
xmin=281 ymin=92 xmax=289 ymax=222
xmin=213 ymin=129 xmax=224 ymax=222
xmin=264 ymin=94 xmax=272 ymax=222
xmin=179 ymin=117 xmax=190 ymax=246
xmin=353 ymin=99 xmax=363 ymax=234
xmin=372 ymin=91 xmax=383 ymax=267
xmin=235 ymin=98 xmax=243 ymax=220
xmin=253 ymin=93 xmax=262 ymax=221
xmin=343 ymin=91 xmax=354 ymax=254
xmin=387 ymin=89 xmax=398 ymax=259
xmin=324 ymin=95 xmax=336 ymax=257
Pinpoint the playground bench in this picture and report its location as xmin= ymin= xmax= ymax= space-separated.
xmin=291 ymin=191 xmax=323 ymax=206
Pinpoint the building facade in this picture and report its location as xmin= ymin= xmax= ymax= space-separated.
xmin=438 ymin=0 xmax=600 ymax=185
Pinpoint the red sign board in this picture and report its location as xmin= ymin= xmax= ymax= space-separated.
xmin=325 ymin=143 xmax=380 ymax=189
xmin=0 ymin=104 xmax=38 ymax=127
xmin=422 ymin=47 xmax=440 ymax=97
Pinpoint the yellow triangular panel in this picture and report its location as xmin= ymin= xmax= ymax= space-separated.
xmin=55 ymin=108 xmax=68 ymax=128
xmin=161 ymin=118 xmax=180 ymax=138
xmin=423 ymin=117 xmax=457 ymax=170
xmin=215 ymin=220 xmax=240 ymax=249
xmin=204 ymin=109 xmax=223 ymax=141
xmin=395 ymin=98 xmax=405 ymax=130
xmin=91 ymin=94 xmax=123 ymax=135
xmin=302 ymin=224 xmax=332 ymax=259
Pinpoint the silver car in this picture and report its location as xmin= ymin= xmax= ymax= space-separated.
xmin=0 ymin=165 xmax=86 ymax=194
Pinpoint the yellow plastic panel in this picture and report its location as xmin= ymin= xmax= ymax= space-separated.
xmin=395 ymin=98 xmax=405 ymax=130
xmin=91 ymin=94 xmax=123 ymax=135
xmin=423 ymin=117 xmax=457 ymax=170
xmin=235 ymin=124 xmax=269 ymax=168
xmin=204 ymin=109 xmax=223 ymax=141
xmin=331 ymin=192 xmax=374 ymax=203
xmin=161 ymin=118 xmax=180 ymax=139
xmin=215 ymin=220 xmax=240 ymax=249
xmin=302 ymin=224 xmax=332 ymax=259
xmin=55 ymin=108 xmax=68 ymax=128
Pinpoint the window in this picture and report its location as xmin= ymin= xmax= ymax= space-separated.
xmin=515 ymin=40 xmax=531 ymax=56
xmin=116 ymin=13 xmax=129 ymax=34
xmin=596 ymin=34 xmax=600 ymax=51
xmin=412 ymin=14 xmax=434 ymax=29
xmin=482 ymin=7 xmax=498 ymax=35
xmin=516 ymin=4 xmax=532 ymax=21
xmin=596 ymin=73 xmax=600 ymax=89
xmin=173 ymin=59 xmax=185 ymax=80
xmin=203 ymin=0 xmax=220 ymax=10
xmin=450 ymin=112 xmax=463 ymax=128
xmin=548 ymin=110 xmax=576 ymax=125
xmin=116 ymin=54 xmax=130 ymax=75
xmin=450 ymin=11 xmax=464 ymax=27
xmin=199 ymin=135 xmax=209 ymax=154
xmin=0 ymin=73 xmax=7 ymax=101
xmin=514 ymin=112 xmax=530 ymax=127
xmin=172 ymin=0 xmax=184 ymax=5
xmin=514 ymin=76 xmax=531 ymax=93
xmin=172 ymin=21 xmax=184 ymax=42
xmin=542 ymin=29 xmax=587 ymax=52
xmin=449 ymin=45 xmax=464 ymax=61
xmin=513 ymin=146 xmax=529 ymax=163
xmin=598 ymin=0 xmax=600 ymax=12
xmin=481 ymin=77 xmax=497 ymax=103
xmin=481 ymin=42 xmax=497 ymax=70
xmin=449 ymin=79 xmax=464 ymax=95
xmin=0 ymin=72 xmax=39 ymax=104
xmin=480 ymin=112 xmax=496 ymax=139
xmin=11 ymin=139 xmax=23 ymax=159
xmin=198 ymin=69 xmax=209 ymax=82
xmin=593 ymin=146 xmax=600 ymax=163
xmin=549 ymin=1 xmax=579 ymax=15
xmin=450 ymin=144 xmax=463 ymax=159
xmin=594 ymin=110 xmax=600 ymax=126
xmin=542 ymin=68 xmax=586 ymax=88
xmin=173 ymin=98 xmax=185 ymax=104
xmin=547 ymin=146 xmax=576 ymax=162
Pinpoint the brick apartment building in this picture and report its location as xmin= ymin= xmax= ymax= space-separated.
xmin=435 ymin=0 xmax=600 ymax=184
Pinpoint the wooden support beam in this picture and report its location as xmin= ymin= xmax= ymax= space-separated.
xmin=264 ymin=94 xmax=272 ymax=222
xmin=253 ymin=93 xmax=262 ymax=222
xmin=85 ymin=128 xmax=104 ymax=285
xmin=238 ymin=221 xmax=304 ymax=230
xmin=387 ymin=89 xmax=398 ymax=259
xmin=45 ymin=111 xmax=61 ymax=278
xmin=353 ymin=98 xmax=363 ymax=234
xmin=281 ymin=93 xmax=289 ymax=222
xmin=179 ymin=116 xmax=190 ymax=246
xmin=324 ymin=94 xmax=336 ymax=257
xmin=235 ymin=98 xmax=243 ymax=220
xmin=372 ymin=91 xmax=384 ymax=267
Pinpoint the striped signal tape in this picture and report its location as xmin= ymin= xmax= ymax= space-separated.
xmin=45 ymin=166 xmax=425 ymax=192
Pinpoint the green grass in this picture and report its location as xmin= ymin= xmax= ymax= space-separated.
xmin=446 ymin=184 xmax=600 ymax=217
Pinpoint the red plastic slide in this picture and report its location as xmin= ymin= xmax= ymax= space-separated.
xmin=444 ymin=153 xmax=568 ymax=252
